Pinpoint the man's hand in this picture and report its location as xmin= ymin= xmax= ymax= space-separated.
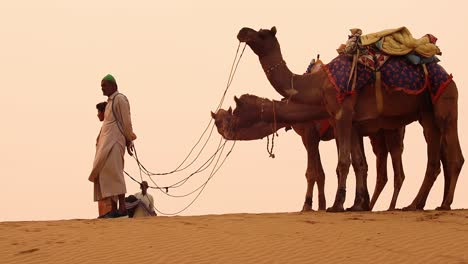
xmin=88 ymin=175 xmax=96 ymax=182
xmin=126 ymin=141 xmax=134 ymax=156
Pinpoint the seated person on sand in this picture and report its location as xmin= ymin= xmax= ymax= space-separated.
xmin=125 ymin=181 xmax=157 ymax=217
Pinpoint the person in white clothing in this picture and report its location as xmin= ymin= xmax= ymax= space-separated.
xmin=126 ymin=181 xmax=156 ymax=218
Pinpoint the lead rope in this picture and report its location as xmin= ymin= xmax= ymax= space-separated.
xmin=133 ymin=42 xmax=246 ymax=178
xmin=266 ymin=100 xmax=278 ymax=158
xmin=121 ymin=44 xmax=245 ymax=215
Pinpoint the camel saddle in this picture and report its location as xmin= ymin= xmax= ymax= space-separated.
xmin=325 ymin=27 xmax=450 ymax=113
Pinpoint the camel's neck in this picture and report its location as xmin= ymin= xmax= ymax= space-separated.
xmin=259 ymin=51 xmax=325 ymax=105
xmin=226 ymin=121 xmax=289 ymax=141
xmin=261 ymin=99 xmax=329 ymax=123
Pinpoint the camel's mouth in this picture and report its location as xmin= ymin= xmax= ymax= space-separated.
xmin=237 ymin=27 xmax=257 ymax=43
xmin=211 ymin=109 xmax=238 ymax=140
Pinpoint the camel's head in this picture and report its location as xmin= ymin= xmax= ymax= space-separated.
xmin=237 ymin=27 xmax=279 ymax=57
xmin=211 ymin=107 xmax=234 ymax=139
xmin=232 ymin=94 xmax=267 ymax=128
xmin=211 ymin=95 xmax=284 ymax=141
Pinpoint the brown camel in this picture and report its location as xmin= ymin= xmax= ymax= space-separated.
xmin=236 ymin=26 xmax=463 ymax=211
xmin=212 ymin=94 xmax=405 ymax=211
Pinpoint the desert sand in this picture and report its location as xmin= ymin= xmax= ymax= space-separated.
xmin=1 ymin=210 xmax=467 ymax=264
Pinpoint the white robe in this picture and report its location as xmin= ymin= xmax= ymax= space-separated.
xmin=133 ymin=192 xmax=155 ymax=217
xmin=89 ymin=91 xmax=136 ymax=201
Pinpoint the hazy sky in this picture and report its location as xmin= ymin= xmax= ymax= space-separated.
xmin=1 ymin=0 xmax=467 ymax=221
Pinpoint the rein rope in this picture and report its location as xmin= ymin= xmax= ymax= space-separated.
xmin=123 ymin=42 xmax=246 ymax=215
xmin=139 ymin=42 xmax=246 ymax=177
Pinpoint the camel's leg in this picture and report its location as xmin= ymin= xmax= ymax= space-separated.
xmin=301 ymin=128 xmax=321 ymax=212
xmin=369 ymin=131 xmax=389 ymax=211
xmin=327 ymin=98 xmax=355 ymax=212
xmin=316 ymin=150 xmax=327 ymax=210
xmin=347 ymin=132 xmax=370 ymax=211
xmin=434 ymin=83 xmax=464 ymax=210
xmin=386 ymin=127 xmax=406 ymax=211
xmin=403 ymin=111 xmax=441 ymax=211
xmin=440 ymin=142 xmax=450 ymax=202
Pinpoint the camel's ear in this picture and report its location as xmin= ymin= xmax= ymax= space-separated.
xmin=271 ymin=26 xmax=277 ymax=36
xmin=234 ymin=96 xmax=242 ymax=106
xmin=228 ymin=106 xmax=233 ymax=114
xmin=211 ymin=111 xmax=216 ymax=119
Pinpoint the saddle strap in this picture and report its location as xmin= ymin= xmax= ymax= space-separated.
xmin=375 ymin=71 xmax=383 ymax=114
xmin=347 ymin=50 xmax=360 ymax=91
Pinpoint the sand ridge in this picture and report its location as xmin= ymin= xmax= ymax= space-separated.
xmin=1 ymin=210 xmax=467 ymax=264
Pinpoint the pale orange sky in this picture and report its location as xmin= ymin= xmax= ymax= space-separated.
xmin=1 ymin=0 xmax=467 ymax=221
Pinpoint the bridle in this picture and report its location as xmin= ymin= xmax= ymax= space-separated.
xmin=263 ymin=59 xmax=286 ymax=76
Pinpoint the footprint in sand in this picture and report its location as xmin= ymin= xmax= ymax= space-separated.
xmin=17 ymin=248 xmax=40 ymax=255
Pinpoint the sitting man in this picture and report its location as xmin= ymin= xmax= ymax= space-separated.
xmin=125 ymin=181 xmax=157 ymax=218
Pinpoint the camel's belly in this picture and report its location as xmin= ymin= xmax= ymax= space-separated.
xmin=354 ymin=84 xmax=430 ymax=122
xmin=355 ymin=115 xmax=417 ymax=136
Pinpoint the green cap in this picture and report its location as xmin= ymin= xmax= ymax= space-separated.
xmin=102 ymin=74 xmax=116 ymax=84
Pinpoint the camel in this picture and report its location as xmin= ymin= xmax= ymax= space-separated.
xmin=212 ymin=94 xmax=405 ymax=211
xmin=236 ymin=26 xmax=463 ymax=211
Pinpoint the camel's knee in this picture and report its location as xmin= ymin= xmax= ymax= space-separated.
xmin=336 ymin=157 xmax=351 ymax=175
xmin=376 ymin=174 xmax=388 ymax=187
xmin=426 ymin=161 xmax=441 ymax=181
xmin=352 ymin=154 xmax=367 ymax=168
xmin=453 ymin=148 xmax=465 ymax=174
xmin=351 ymin=148 xmax=367 ymax=172
xmin=459 ymin=156 xmax=465 ymax=173
xmin=394 ymin=172 xmax=405 ymax=188
xmin=352 ymin=160 xmax=368 ymax=175
xmin=305 ymin=170 xmax=318 ymax=183
xmin=447 ymin=158 xmax=464 ymax=178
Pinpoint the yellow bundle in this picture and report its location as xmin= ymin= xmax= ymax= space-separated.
xmin=360 ymin=27 xmax=441 ymax=57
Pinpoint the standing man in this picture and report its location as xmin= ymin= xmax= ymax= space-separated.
xmin=89 ymin=74 xmax=137 ymax=218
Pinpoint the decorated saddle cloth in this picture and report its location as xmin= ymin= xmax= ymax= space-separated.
xmin=322 ymin=53 xmax=453 ymax=103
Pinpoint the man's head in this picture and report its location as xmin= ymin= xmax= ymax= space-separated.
xmin=96 ymin=101 xmax=107 ymax=121
xmin=140 ymin=181 xmax=149 ymax=195
xmin=101 ymin=74 xmax=118 ymax=97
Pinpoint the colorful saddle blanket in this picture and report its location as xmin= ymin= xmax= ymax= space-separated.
xmin=322 ymin=54 xmax=453 ymax=103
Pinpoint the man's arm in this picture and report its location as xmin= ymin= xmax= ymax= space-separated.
xmin=148 ymin=195 xmax=156 ymax=216
xmin=149 ymin=195 xmax=155 ymax=210
xmin=114 ymin=95 xmax=137 ymax=155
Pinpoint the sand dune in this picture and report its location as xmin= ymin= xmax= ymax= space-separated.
xmin=1 ymin=210 xmax=467 ymax=264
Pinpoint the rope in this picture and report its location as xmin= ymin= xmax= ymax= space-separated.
xmin=125 ymin=139 xmax=225 ymax=195
xmin=130 ymin=42 xmax=246 ymax=177
xmin=266 ymin=100 xmax=278 ymax=158
xmin=120 ymin=43 xmax=246 ymax=215
xmin=145 ymin=138 xmax=226 ymax=196
xmin=148 ymin=140 xmax=236 ymax=216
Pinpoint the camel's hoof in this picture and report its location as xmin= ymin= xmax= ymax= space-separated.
xmin=387 ymin=208 xmax=399 ymax=211
xmin=346 ymin=205 xmax=369 ymax=212
xmin=402 ymin=205 xmax=421 ymax=211
xmin=326 ymin=206 xmax=345 ymax=213
xmin=436 ymin=205 xmax=451 ymax=211
xmin=301 ymin=207 xmax=313 ymax=213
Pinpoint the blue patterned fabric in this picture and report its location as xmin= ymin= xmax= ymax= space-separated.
xmin=322 ymin=54 xmax=452 ymax=103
